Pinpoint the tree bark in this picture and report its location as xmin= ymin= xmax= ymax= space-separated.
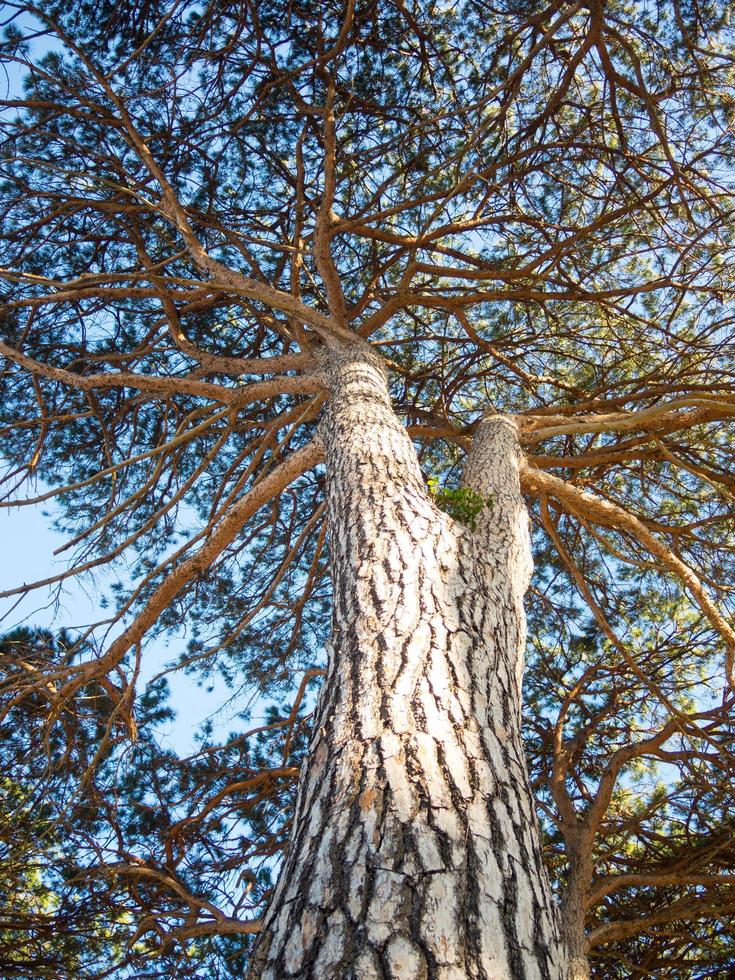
xmin=560 ymin=879 xmax=590 ymax=980
xmin=249 ymin=341 xmax=568 ymax=979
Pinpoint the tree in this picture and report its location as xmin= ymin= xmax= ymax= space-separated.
xmin=0 ymin=627 xmax=310 ymax=978
xmin=0 ymin=628 xmax=159 ymax=979
xmin=1 ymin=1 xmax=734 ymax=976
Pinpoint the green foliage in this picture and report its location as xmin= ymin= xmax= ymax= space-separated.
xmin=427 ymin=477 xmax=493 ymax=530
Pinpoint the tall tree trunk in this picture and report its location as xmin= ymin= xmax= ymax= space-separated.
xmin=249 ymin=342 xmax=568 ymax=979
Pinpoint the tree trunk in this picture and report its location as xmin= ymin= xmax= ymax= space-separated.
xmin=249 ymin=342 xmax=568 ymax=979
xmin=560 ymin=873 xmax=591 ymax=980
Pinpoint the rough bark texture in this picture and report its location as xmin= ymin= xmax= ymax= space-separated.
xmin=249 ymin=342 xmax=567 ymax=979
xmin=561 ymin=907 xmax=589 ymax=980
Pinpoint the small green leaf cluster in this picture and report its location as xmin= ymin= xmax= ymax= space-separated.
xmin=427 ymin=478 xmax=493 ymax=530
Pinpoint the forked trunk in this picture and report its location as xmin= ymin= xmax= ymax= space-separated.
xmin=249 ymin=342 xmax=568 ymax=979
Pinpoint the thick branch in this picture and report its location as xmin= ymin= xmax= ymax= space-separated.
xmin=87 ymin=441 xmax=324 ymax=675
